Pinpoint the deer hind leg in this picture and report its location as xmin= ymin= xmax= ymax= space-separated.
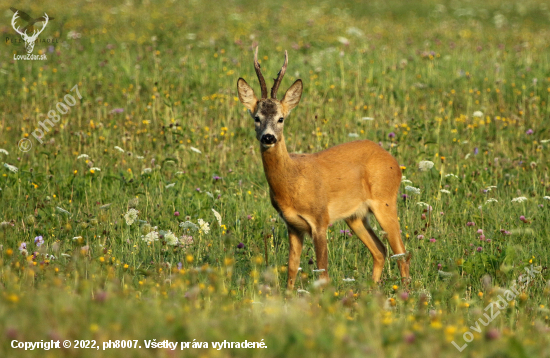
xmin=287 ymin=227 xmax=304 ymax=290
xmin=369 ymin=201 xmax=410 ymax=282
xmin=346 ymin=216 xmax=387 ymax=283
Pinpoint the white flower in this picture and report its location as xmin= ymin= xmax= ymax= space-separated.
xmin=405 ymin=186 xmax=421 ymax=194
xmin=485 ymin=198 xmax=498 ymax=204
xmin=3 ymin=163 xmax=18 ymax=173
xmin=312 ymin=269 xmax=325 ymax=272
xmin=142 ymin=168 xmax=152 ymax=174
xmin=401 ymin=179 xmax=413 ymax=185
xmin=77 ymin=154 xmax=89 ymax=159
xmin=362 ymin=117 xmax=374 ymax=121
xmin=136 ymin=156 xmax=145 ymax=160
xmin=445 ymin=174 xmax=458 ymax=178
xmin=206 ymin=192 xmax=214 ymax=199
xmin=90 ymin=167 xmax=101 ymax=172
xmin=180 ymin=221 xmax=198 ymax=231
xmin=440 ymin=189 xmax=451 ymax=194
xmin=337 ymin=36 xmax=349 ymax=45
xmin=348 ymin=133 xmax=359 ymax=138
xmin=180 ymin=235 xmax=193 ymax=248
xmin=540 ymin=139 xmax=550 ymax=144
xmin=197 ymin=218 xmax=210 ymax=234
xmin=418 ymin=160 xmax=434 ymax=171
xmin=487 ymin=185 xmax=497 ymax=189
xmin=543 ymin=196 xmax=550 ymax=200
xmin=313 ymin=278 xmax=328 ymax=288
xmin=175 ymin=171 xmax=185 ymax=175
xmin=164 ymin=231 xmax=179 ymax=246
xmin=124 ymin=208 xmax=139 ymax=225
xmin=0 ymin=149 xmax=9 ymax=155
xmin=190 ymin=147 xmax=202 ymax=154
xmin=114 ymin=146 xmax=125 ymax=153
xmin=473 ymin=111 xmax=483 ymax=117
xmin=297 ymin=289 xmax=310 ymax=294
xmin=56 ymin=206 xmax=71 ymax=215
xmin=142 ymin=231 xmax=159 ymax=243
xmin=511 ymin=196 xmax=528 ymax=203
xmin=342 ymin=278 xmax=355 ymax=282
xmin=165 ymin=183 xmax=175 ymax=189
xmin=212 ymin=208 xmax=222 ymax=227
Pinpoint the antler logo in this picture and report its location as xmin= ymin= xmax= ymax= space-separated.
xmin=11 ymin=9 xmax=50 ymax=54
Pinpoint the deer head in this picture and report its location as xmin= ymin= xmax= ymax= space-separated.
xmin=12 ymin=11 xmax=49 ymax=54
xmin=237 ymin=47 xmax=303 ymax=149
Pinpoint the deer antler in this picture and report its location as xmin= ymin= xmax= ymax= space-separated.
xmin=11 ymin=11 xmax=27 ymax=37
xmin=254 ymin=47 xmax=268 ymax=99
xmin=270 ymin=50 xmax=288 ymax=99
xmin=29 ymin=13 xmax=49 ymax=40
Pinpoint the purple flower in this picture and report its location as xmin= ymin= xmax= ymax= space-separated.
xmin=519 ymin=215 xmax=526 ymax=222
xmin=400 ymin=291 xmax=409 ymax=300
xmin=474 ymin=147 xmax=479 ymax=155
xmin=401 ymin=194 xmax=409 ymax=201
xmin=477 ymin=229 xmax=483 ymax=234
xmin=437 ymin=263 xmax=442 ymax=270
xmin=526 ymin=129 xmax=534 ymax=135
xmin=466 ymin=222 xmax=476 ymax=227
xmin=174 ymin=211 xmax=180 ymax=217
xmin=237 ymin=242 xmax=244 ymax=249
xmin=388 ymin=132 xmax=396 ymax=139
xmin=195 ymin=188 xmax=201 ymax=192
xmin=48 ymin=45 xmax=54 ymax=53
xmin=429 ymin=238 xmax=436 ymax=243
xmin=486 ymin=239 xmax=491 ymax=243
xmin=110 ymin=108 xmax=124 ymax=114
xmin=34 ymin=236 xmax=44 ymax=247
xmin=479 ymin=235 xmax=486 ymax=241
xmin=308 ymin=258 xmax=314 ymax=265
xmin=18 ymin=242 xmax=27 ymax=251
xmin=485 ymin=328 xmax=500 ymax=340
xmin=476 ymin=247 xmax=483 ymax=252
xmin=417 ymin=235 xmax=424 ymax=240
xmin=177 ymin=262 xmax=183 ymax=270
xmin=213 ymin=175 xmax=221 ymax=180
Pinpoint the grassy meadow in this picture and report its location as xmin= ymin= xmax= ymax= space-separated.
xmin=1 ymin=0 xmax=550 ymax=356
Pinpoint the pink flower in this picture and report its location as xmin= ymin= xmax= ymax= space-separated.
xmin=476 ymin=247 xmax=483 ymax=252
xmin=477 ymin=229 xmax=483 ymax=234
xmin=479 ymin=235 xmax=485 ymax=240
xmin=417 ymin=235 xmax=424 ymax=240
xmin=429 ymin=238 xmax=436 ymax=243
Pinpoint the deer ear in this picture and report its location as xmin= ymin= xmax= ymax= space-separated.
xmin=237 ymin=78 xmax=258 ymax=113
xmin=281 ymin=79 xmax=303 ymax=114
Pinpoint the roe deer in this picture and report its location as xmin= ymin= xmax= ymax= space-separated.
xmin=237 ymin=47 xmax=410 ymax=290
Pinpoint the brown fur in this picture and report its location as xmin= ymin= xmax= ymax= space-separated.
xmin=237 ymin=52 xmax=410 ymax=290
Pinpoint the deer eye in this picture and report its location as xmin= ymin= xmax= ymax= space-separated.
xmin=254 ymin=116 xmax=260 ymax=123
xmin=278 ymin=117 xmax=284 ymax=123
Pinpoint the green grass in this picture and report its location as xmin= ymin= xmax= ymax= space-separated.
xmin=1 ymin=0 xmax=550 ymax=356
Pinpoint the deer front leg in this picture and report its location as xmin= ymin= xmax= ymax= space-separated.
xmin=312 ymin=227 xmax=330 ymax=284
xmin=287 ymin=227 xmax=304 ymax=290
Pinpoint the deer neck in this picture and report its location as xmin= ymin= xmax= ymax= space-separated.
xmin=260 ymin=135 xmax=294 ymax=195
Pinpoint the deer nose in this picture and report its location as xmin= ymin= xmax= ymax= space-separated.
xmin=261 ymin=134 xmax=277 ymax=145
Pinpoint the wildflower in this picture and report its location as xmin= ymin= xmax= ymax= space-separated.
xmin=197 ymin=219 xmax=210 ymax=234
xmin=485 ymin=198 xmax=498 ymax=204
xmin=405 ymin=186 xmax=421 ymax=194
xmin=477 ymin=229 xmax=483 ymax=234
xmin=401 ymin=179 xmax=413 ymax=184
xmin=440 ymin=189 xmax=451 ymax=194
xmin=212 ymin=208 xmax=222 ymax=227
xmin=466 ymin=222 xmax=475 ymax=226
xmin=0 ymin=149 xmax=9 ymax=155
xmin=388 ymin=132 xmax=396 ymax=139
xmin=174 ymin=211 xmax=180 ymax=217
xmin=511 ymin=196 xmax=528 ymax=203
xmin=543 ymin=196 xmax=550 ymax=200
xmin=473 ymin=111 xmax=483 ymax=117
xmin=180 ymin=235 xmax=193 ymax=248
xmin=142 ymin=168 xmax=152 ymax=174
xmin=417 ymin=235 xmax=424 ymax=239
xmin=34 ymin=236 xmax=44 ymax=247
xmin=190 ymin=147 xmax=202 ymax=154
xmin=90 ymin=167 xmax=101 ymax=172
xmin=177 ymin=262 xmax=183 ymax=270
xmin=114 ymin=146 xmax=125 ymax=152
xmin=476 ymin=247 xmax=483 ymax=252
xmin=56 ymin=207 xmax=71 ymax=215
xmin=348 ymin=133 xmax=359 ymax=138
xmin=237 ymin=242 xmax=244 ymax=249
xmin=124 ymin=209 xmax=139 ymax=225
xmin=3 ymin=163 xmax=18 ymax=173
xmin=164 ymin=231 xmax=179 ymax=246
xmin=474 ymin=147 xmax=479 ymax=155
xmin=19 ymin=242 xmax=27 ymax=252
xmin=526 ymin=129 xmax=534 ymax=135
xmin=77 ymin=154 xmax=89 ymax=159
xmin=165 ymin=183 xmax=175 ymax=189
xmin=418 ymin=160 xmax=434 ymax=171
xmin=142 ymin=230 xmax=159 ymax=243
xmin=362 ymin=117 xmax=374 ymax=121
xmin=480 ymin=235 xmax=486 ymax=240
xmin=110 ymin=108 xmax=124 ymax=114
xmin=212 ymin=175 xmax=221 ymax=180
xmin=429 ymin=238 xmax=436 ymax=243
xmin=342 ymin=278 xmax=355 ymax=282
xmin=137 ymin=156 xmax=145 ymax=160
xmin=180 ymin=221 xmax=198 ymax=231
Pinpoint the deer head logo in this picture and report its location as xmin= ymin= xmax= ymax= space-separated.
xmin=11 ymin=10 xmax=49 ymax=54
